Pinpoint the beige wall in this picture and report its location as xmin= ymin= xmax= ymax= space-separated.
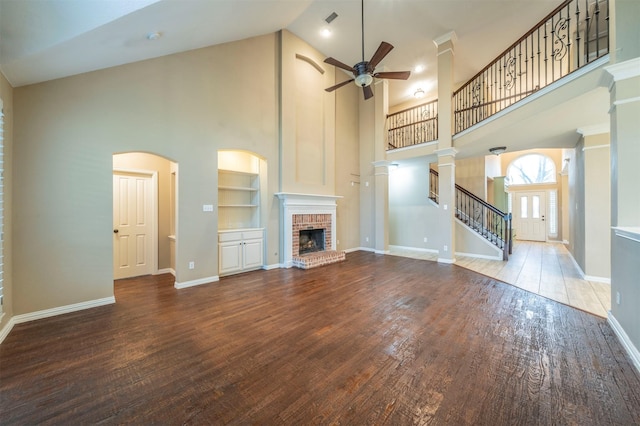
xmin=334 ymin=71 xmax=361 ymax=250
xmin=0 ymin=71 xmax=13 ymax=330
xmin=9 ymin=29 xmax=361 ymax=316
xmin=456 ymin=156 xmax=487 ymax=200
xmin=583 ymin=134 xmax=611 ymax=278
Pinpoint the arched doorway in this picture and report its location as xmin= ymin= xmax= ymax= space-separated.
xmin=113 ymin=152 xmax=178 ymax=280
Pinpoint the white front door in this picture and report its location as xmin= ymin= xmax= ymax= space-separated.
xmin=515 ymin=191 xmax=546 ymax=241
xmin=113 ymin=171 xmax=153 ymax=279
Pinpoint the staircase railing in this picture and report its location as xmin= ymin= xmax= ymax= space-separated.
xmin=430 ymin=169 xmax=512 ymax=260
xmin=387 ymin=99 xmax=438 ymax=150
xmin=453 ymin=0 xmax=609 ymax=133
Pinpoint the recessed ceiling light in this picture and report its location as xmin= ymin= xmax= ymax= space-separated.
xmin=415 ymin=65 xmax=425 ymax=73
xmin=147 ymin=32 xmax=161 ymax=41
xmin=321 ymin=28 xmax=332 ymax=38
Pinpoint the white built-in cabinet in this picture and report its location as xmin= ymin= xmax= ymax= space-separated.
xmin=217 ymin=151 xmax=265 ymax=276
xmin=218 ymin=229 xmax=264 ymax=276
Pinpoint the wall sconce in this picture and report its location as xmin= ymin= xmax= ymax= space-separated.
xmin=489 ymin=146 xmax=507 ymax=155
xmin=414 ymin=88 xmax=425 ymax=99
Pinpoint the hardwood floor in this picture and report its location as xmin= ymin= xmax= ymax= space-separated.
xmin=390 ymin=241 xmax=611 ymax=317
xmin=1 ymin=252 xmax=639 ymax=424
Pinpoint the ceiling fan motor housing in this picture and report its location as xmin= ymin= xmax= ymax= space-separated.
xmin=354 ymin=61 xmax=373 ymax=87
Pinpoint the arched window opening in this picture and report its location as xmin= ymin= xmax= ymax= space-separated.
xmin=507 ymin=154 xmax=556 ymax=185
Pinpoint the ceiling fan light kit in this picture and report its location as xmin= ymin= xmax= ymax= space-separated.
xmin=323 ymin=0 xmax=410 ymax=100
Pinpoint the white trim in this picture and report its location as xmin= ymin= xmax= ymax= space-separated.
xmin=562 ymin=240 xmax=570 ymax=245
xmin=613 ymin=227 xmax=640 ymax=243
xmin=567 ymin=249 xmax=586 ymax=278
xmin=262 ymin=263 xmax=283 ymax=270
xmin=387 ymin=140 xmax=437 ymax=154
xmin=455 ymin=55 xmax=610 ymax=139
xmin=389 ymin=245 xmax=438 ymax=254
xmin=437 ymin=257 xmax=456 ymax=264
xmin=582 ymin=144 xmax=610 ymax=152
xmin=345 ymin=247 xmax=366 ymax=253
xmin=0 ymin=317 xmax=14 ymax=344
xmin=604 ymin=57 xmax=640 ymax=83
xmin=433 ymin=31 xmax=457 ymax=48
xmin=11 ymin=296 xmax=115 ymax=328
xmin=156 ymin=268 xmax=175 ymax=276
xmin=576 ymin=123 xmax=610 ymax=136
xmin=613 ymin=96 xmax=640 ymax=107
xmin=455 ymin=251 xmax=503 ymax=261
xmin=434 ymin=147 xmax=458 ymax=157
xmin=174 ymin=275 xmax=219 ymax=289
xmin=584 ymin=274 xmax=611 ymax=284
xmin=355 ymin=247 xmax=375 ymax=253
xmin=374 ymin=249 xmax=390 ymax=255
xmin=608 ymin=312 xmax=640 ymax=375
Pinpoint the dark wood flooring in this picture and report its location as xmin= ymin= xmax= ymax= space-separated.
xmin=1 ymin=252 xmax=639 ymax=425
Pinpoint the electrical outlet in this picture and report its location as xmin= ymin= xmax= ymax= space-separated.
xmin=423 ymin=237 xmax=428 ymax=243
xmin=365 ymin=237 xmax=369 ymax=243
xmin=337 ymin=240 xmax=340 ymax=245
xmin=443 ymin=204 xmax=448 ymax=210
xmin=616 ymin=291 xmax=621 ymax=305
xmin=203 ymin=204 xmax=214 ymax=212
xmin=189 ymin=261 xmax=195 ymax=269
xmin=443 ymin=245 xmax=448 ymax=252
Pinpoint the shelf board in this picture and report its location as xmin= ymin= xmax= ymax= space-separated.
xmin=218 ymin=169 xmax=258 ymax=177
xmin=218 ymin=185 xmax=259 ymax=192
xmin=218 ymin=204 xmax=259 ymax=208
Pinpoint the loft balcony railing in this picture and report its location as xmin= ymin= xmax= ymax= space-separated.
xmin=453 ymin=0 xmax=609 ymax=134
xmin=387 ymin=99 xmax=438 ymax=150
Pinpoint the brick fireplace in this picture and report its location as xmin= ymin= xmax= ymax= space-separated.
xmin=275 ymin=193 xmax=346 ymax=269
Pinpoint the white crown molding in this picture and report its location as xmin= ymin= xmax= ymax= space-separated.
xmin=582 ymin=144 xmax=610 ymax=152
xmin=577 ymin=123 xmax=610 ymax=136
xmin=435 ymin=147 xmax=458 ymax=157
xmin=604 ymin=57 xmax=640 ymax=83
xmin=433 ymin=31 xmax=458 ymax=49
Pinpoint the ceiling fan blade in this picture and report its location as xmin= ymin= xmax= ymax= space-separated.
xmin=374 ymin=71 xmax=411 ymax=80
xmin=368 ymin=42 xmax=394 ymax=69
xmin=324 ymin=57 xmax=355 ymax=73
xmin=325 ymin=78 xmax=355 ymax=92
xmin=363 ymin=85 xmax=374 ymax=100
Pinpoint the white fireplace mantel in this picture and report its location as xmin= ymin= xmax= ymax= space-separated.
xmin=275 ymin=193 xmax=343 ymax=267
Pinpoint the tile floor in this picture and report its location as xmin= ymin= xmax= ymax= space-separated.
xmin=389 ymin=241 xmax=611 ymax=318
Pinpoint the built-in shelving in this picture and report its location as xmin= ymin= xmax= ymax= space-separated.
xmin=218 ymin=168 xmax=260 ymax=230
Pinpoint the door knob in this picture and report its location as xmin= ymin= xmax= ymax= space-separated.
xmin=113 ymin=229 xmax=119 ymax=234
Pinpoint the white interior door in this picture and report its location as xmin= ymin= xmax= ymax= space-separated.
xmin=515 ymin=191 xmax=546 ymax=241
xmin=113 ymin=171 xmax=153 ymax=279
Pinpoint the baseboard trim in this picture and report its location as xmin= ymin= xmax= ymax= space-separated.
xmin=156 ymin=268 xmax=175 ymax=276
xmin=566 ymin=251 xmax=611 ymax=284
xmin=584 ymin=275 xmax=611 ymax=284
xmin=455 ymin=251 xmax=503 ymax=261
xmin=354 ymin=247 xmax=375 ymax=253
xmin=1 ymin=296 xmax=117 ymax=344
xmin=263 ymin=263 xmax=283 ymax=270
xmin=174 ymin=276 xmax=219 ymax=289
xmin=0 ymin=318 xmax=15 ymax=344
xmin=389 ymin=245 xmax=439 ymax=254
xmin=608 ymin=312 xmax=640 ymax=375
xmin=374 ymin=249 xmax=390 ymax=255
xmin=437 ymin=257 xmax=456 ymax=264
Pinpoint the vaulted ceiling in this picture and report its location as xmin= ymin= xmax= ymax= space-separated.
xmin=0 ymin=0 xmax=558 ymax=106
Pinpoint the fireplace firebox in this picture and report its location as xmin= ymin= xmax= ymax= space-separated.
xmin=299 ymin=229 xmax=325 ymax=255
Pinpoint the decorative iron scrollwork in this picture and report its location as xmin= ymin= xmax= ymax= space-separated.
xmin=504 ymin=56 xmax=517 ymax=90
xmin=552 ymin=18 xmax=569 ymax=61
xmin=472 ymin=82 xmax=482 ymax=106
